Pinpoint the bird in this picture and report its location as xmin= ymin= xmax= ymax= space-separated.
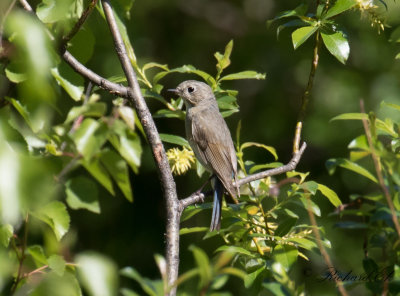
xmin=169 ymin=80 xmax=239 ymax=231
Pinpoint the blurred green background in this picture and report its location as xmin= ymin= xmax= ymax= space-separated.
xmin=1 ymin=0 xmax=400 ymax=294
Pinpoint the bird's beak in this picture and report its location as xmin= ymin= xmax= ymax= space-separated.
xmin=167 ymin=88 xmax=179 ymax=95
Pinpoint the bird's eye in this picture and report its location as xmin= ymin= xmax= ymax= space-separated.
xmin=187 ymin=87 xmax=195 ymax=93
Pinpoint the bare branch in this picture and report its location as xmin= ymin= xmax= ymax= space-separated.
xmin=360 ymin=100 xmax=400 ymax=238
xmin=179 ymin=192 xmax=205 ymax=211
xmin=306 ymin=198 xmax=349 ymax=296
xmin=18 ymin=0 xmax=32 ymax=12
xmin=238 ymin=142 xmax=306 ymax=186
xmin=180 ymin=142 xmax=307 ymax=208
xmin=100 ymin=1 xmax=180 ymax=294
xmin=62 ymin=51 xmax=128 ymax=96
xmin=18 ymin=0 xmax=128 ymax=97
xmin=293 ymin=32 xmax=321 ymax=153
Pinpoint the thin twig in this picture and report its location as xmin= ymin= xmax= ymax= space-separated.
xmin=11 ymin=213 xmax=29 ymax=294
xmin=62 ymin=51 xmax=128 ymax=96
xmin=359 ymin=100 xmax=400 ymax=238
xmin=306 ymin=197 xmax=348 ymax=296
xmin=0 ymin=0 xmax=17 ymax=50
xmin=100 ymin=1 xmax=180 ymax=295
xmin=293 ymin=32 xmax=321 ymax=153
xmin=180 ymin=142 xmax=307 ymax=208
xmin=18 ymin=0 xmax=32 ymax=12
xmin=61 ymin=0 xmax=98 ymax=48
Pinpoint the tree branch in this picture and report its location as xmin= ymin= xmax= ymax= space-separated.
xmin=293 ymin=32 xmax=321 ymax=153
xmin=180 ymin=142 xmax=307 ymax=208
xmin=19 ymin=1 xmax=180 ymax=294
xmin=306 ymin=198 xmax=349 ymax=296
xmin=100 ymin=1 xmax=180 ymax=294
xmin=360 ymin=100 xmax=400 ymax=238
xmin=62 ymin=51 xmax=128 ymax=96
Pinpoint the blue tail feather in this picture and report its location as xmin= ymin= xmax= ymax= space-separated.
xmin=210 ymin=177 xmax=223 ymax=231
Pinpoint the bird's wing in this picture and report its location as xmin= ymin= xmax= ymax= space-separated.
xmin=191 ymin=106 xmax=237 ymax=198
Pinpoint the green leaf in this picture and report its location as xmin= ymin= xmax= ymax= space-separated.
xmin=82 ymin=157 xmax=115 ymax=196
xmin=51 ymin=67 xmax=84 ymax=101
xmin=274 ymin=217 xmax=297 ymax=237
xmin=142 ymin=62 xmax=169 ymax=73
xmin=215 ymin=40 xmax=233 ymax=76
xmin=215 ymin=245 xmax=255 ymax=257
xmin=28 ymin=245 xmax=48 ymax=267
xmin=121 ymin=267 xmax=164 ymax=296
xmin=299 ymin=181 xmax=318 ymax=195
xmin=71 ymin=119 xmax=109 ymax=160
xmin=277 ymin=19 xmax=309 ymax=38
xmin=263 ymin=282 xmax=291 ymax=296
xmin=100 ymin=149 xmax=133 ymax=202
xmin=0 ymin=224 xmax=13 ymax=247
xmin=196 ymin=159 xmax=206 ymax=178
xmin=31 ymin=271 xmax=83 ymax=296
xmin=76 ymin=252 xmax=118 ymax=296
xmin=244 ymin=266 xmax=265 ymax=288
xmin=68 ymin=27 xmax=95 ymax=64
xmin=219 ymin=71 xmax=266 ymax=81
xmin=109 ymin=128 xmax=142 ymax=174
xmin=273 ymin=4 xmax=308 ymax=20
xmin=321 ymin=31 xmax=350 ymax=64
xmin=48 ymin=254 xmax=66 ymax=276
xmin=159 ymin=134 xmax=190 ymax=148
xmin=189 ymin=245 xmax=211 ymax=288
xmin=240 ymin=142 xmax=278 ymax=160
xmin=389 ymin=26 xmax=400 ymax=43
xmin=292 ymin=26 xmax=318 ymax=49
xmin=286 ymin=237 xmax=317 ymax=250
xmin=32 ymin=201 xmax=70 ymax=241
xmin=5 ymin=61 xmax=27 ymax=83
xmin=37 ymin=0 xmax=75 ymax=23
xmin=221 ymin=109 xmax=239 ymax=118
xmin=273 ymin=244 xmax=298 ymax=271
xmin=120 ymin=288 xmax=140 ymax=296
xmin=323 ymin=0 xmax=357 ymax=19
xmin=326 ymin=158 xmax=378 ymax=183
xmin=334 ymin=221 xmax=368 ymax=229
xmin=153 ymin=109 xmax=185 ymax=120
xmin=330 ymin=112 xmax=369 ymax=121
xmin=118 ymin=106 xmax=136 ymax=130
xmin=297 ymin=197 xmax=321 ymax=217
xmin=348 ymin=135 xmax=369 ymax=151
xmin=65 ymin=103 xmax=107 ymax=124
xmin=381 ymin=101 xmax=400 ymax=112
xmin=142 ymin=89 xmax=168 ymax=105
xmin=317 ymin=183 xmax=342 ymax=207
xmin=180 ymin=227 xmax=208 ymax=235
xmin=5 ymin=11 xmax=54 ymax=102
xmin=65 ymin=177 xmax=100 ymax=214
xmin=181 ymin=206 xmax=204 ymax=222
xmin=155 ymin=65 xmax=217 ymax=87
xmin=6 ymin=97 xmax=34 ymax=131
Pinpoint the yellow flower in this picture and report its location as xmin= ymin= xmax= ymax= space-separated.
xmin=166 ymin=147 xmax=195 ymax=175
xmin=356 ymin=0 xmax=376 ymax=10
xmin=356 ymin=0 xmax=385 ymax=33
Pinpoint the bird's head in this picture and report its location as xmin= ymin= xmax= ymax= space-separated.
xmin=168 ymin=80 xmax=214 ymax=107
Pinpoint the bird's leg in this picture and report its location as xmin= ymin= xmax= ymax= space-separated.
xmin=194 ymin=175 xmax=213 ymax=202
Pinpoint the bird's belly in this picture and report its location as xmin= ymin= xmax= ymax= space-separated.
xmin=185 ymin=116 xmax=212 ymax=172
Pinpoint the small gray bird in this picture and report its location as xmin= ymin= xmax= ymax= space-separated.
xmin=169 ymin=80 xmax=239 ymax=231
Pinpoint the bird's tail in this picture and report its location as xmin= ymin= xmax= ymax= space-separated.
xmin=210 ymin=177 xmax=223 ymax=231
